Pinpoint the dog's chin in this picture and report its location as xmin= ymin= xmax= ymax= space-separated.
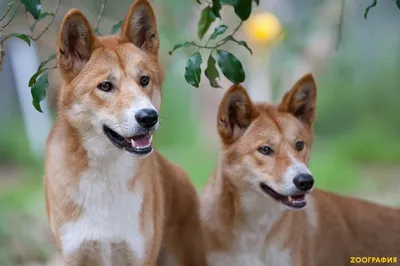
xmin=259 ymin=182 xmax=310 ymax=210
xmin=103 ymin=125 xmax=154 ymax=156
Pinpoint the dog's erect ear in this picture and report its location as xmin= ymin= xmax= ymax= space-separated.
xmin=120 ymin=0 xmax=159 ymax=54
xmin=217 ymin=85 xmax=259 ymax=144
xmin=57 ymin=9 xmax=96 ymax=82
xmin=279 ymin=73 xmax=317 ymax=126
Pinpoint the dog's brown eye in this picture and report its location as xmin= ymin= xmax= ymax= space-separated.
xmin=258 ymin=146 xmax=273 ymax=156
xmin=97 ymin=81 xmax=113 ymax=92
xmin=140 ymin=76 xmax=150 ymax=87
xmin=296 ymin=141 xmax=304 ymax=151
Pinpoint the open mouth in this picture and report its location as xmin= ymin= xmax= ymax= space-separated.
xmin=259 ymin=183 xmax=307 ymax=209
xmin=103 ymin=125 xmax=153 ymax=155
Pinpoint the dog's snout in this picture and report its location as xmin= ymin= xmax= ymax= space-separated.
xmin=135 ymin=108 xmax=158 ymax=128
xmin=293 ymin=174 xmax=314 ymax=191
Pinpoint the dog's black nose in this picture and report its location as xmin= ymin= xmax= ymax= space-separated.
xmin=135 ymin=109 xmax=158 ymax=128
xmin=293 ymin=174 xmax=314 ymax=191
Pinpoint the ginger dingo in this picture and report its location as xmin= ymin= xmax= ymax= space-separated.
xmin=44 ymin=1 xmax=206 ymax=265
xmin=201 ymin=73 xmax=400 ymax=266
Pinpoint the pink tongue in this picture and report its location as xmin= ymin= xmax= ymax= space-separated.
xmin=133 ymin=136 xmax=151 ymax=147
xmin=292 ymin=195 xmax=305 ymax=200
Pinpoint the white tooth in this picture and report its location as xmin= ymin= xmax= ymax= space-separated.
xmin=149 ymin=135 xmax=153 ymax=143
xmin=130 ymin=138 xmax=136 ymax=147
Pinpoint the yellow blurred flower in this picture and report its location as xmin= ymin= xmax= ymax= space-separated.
xmin=244 ymin=12 xmax=283 ymax=45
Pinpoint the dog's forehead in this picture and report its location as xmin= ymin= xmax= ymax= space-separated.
xmin=252 ymin=105 xmax=307 ymax=141
xmin=91 ymin=40 xmax=154 ymax=72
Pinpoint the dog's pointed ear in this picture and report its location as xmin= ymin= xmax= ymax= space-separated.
xmin=57 ymin=9 xmax=97 ymax=82
xmin=279 ymin=73 xmax=317 ymax=126
xmin=217 ymin=85 xmax=259 ymax=144
xmin=120 ymin=0 xmax=159 ymax=55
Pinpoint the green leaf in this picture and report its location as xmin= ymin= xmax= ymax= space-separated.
xmin=169 ymin=41 xmax=195 ymax=55
xmin=231 ymin=0 xmax=252 ymax=21
xmin=209 ymin=25 xmax=228 ymax=41
xmin=184 ymin=52 xmax=203 ymax=88
xmin=364 ymin=0 xmax=377 ymax=19
xmin=198 ymin=6 xmax=216 ymax=40
xmin=211 ymin=0 xmax=222 ymax=19
xmin=396 ymin=0 xmax=400 ymax=9
xmin=205 ymin=54 xmax=220 ymax=88
xmin=31 ymin=72 xmax=49 ymax=113
xmin=222 ymin=36 xmax=253 ymax=54
xmin=21 ymin=0 xmax=41 ymax=20
xmin=111 ymin=20 xmax=123 ymax=34
xmin=37 ymin=53 xmax=56 ymax=71
xmin=6 ymin=33 xmax=31 ymax=46
xmin=236 ymin=40 xmax=253 ymax=54
xmin=216 ymin=49 xmax=245 ymax=84
xmin=29 ymin=67 xmax=49 ymax=87
xmin=94 ymin=28 xmax=101 ymax=35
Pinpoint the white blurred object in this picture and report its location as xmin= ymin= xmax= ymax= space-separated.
xmin=246 ymin=61 xmax=272 ymax=103
xmin=6 ymin=37 xmax=52 ymax=159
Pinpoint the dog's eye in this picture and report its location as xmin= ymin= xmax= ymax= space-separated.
xmin=140 ymin=76 xmax=150 ymax=87
xmin=296 ymin=141 xmax=304 ymax=151
xmin=97 ymin=81 xmax=113 ymax=92
xmin=258 ymin=146 xmax=273 ymax=156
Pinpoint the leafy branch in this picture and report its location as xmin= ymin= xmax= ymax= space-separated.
xmin=0 ymin=0 xmax=62 ymax=112
xmin=31 ymin=0 xmax=61 ymax=41
xmin=169 ymin=0 xmax=258 ymax=88
xmin=0 ymin=0 xmax=123 ymax=112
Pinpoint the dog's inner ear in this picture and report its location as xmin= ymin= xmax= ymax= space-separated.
xmin=57 ymin=11 xmax=95 ymax=79
xmin=279 ymin=74 xmax=317 ymax=126
xmin=218 ymin=86 xmax=259 ymax=144
xmin=120 ymin=1 xmax=159 ymax=54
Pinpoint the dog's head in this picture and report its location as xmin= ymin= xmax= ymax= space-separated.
xmin=57 ymin=0 xmax=163 ymax=157
xmin=217 ymin=74 xmax=317 ymax=210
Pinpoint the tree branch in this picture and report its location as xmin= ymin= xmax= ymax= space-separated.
xmin=192 ymin=22 xmax=243 ymax=49
xmin=31 ymin=0 xmax=61 ymax=41
xmin=0 ymin=35 xmax=5 ymax=71
xmin=336 ymin=0 xmax=345 ymax=50
xmin=0 ymin=0 xmax=20 ymax=32
xmin=95 ymin=0 xmax=107 ymax=32
xmin=0 ymin=0 xmax=14 ymax=22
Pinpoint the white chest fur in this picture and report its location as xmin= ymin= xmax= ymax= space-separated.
xmin=60 ymin=152 xmax=149 ymax=264
xmin=206 ymin=190 xmax=293 ymax=266
xmin=207 ymin=232 xmax=292 ymax=266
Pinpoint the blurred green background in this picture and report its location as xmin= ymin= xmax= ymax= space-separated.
xmin=0 ymin=0 xmax=399 ymax=265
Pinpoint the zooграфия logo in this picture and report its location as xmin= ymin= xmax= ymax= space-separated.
xmin=350 ymin=257 xmax=397 ymax=264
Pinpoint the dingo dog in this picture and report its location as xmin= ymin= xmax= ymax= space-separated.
xmin=44 ymin=1 xmax=206 ymax=265
xmin=200 ymin=73 xmax=400 ymax=266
